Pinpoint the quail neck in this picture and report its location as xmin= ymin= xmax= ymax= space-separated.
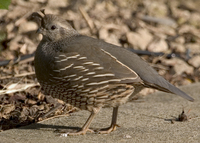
xmin=38 ymin=14 xmax=79 ymax=42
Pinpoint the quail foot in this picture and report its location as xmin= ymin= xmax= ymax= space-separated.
xmin=32 ymin=10 xmax=194 ymax=136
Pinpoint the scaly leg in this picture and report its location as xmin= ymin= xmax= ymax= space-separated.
xmin=67 ymin=107 xmax=101 ymax=136
xmin=97 ymin=107 xmax=120 ymax=134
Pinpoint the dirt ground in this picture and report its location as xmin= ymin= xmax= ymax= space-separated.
xmin=0 ymin=0 xmax=200 ymax=132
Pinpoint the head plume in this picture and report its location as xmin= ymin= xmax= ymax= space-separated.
xmin=30 ymin=9 xmax=79 ymax=41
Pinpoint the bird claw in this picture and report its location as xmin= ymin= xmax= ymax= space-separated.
xmin=95 ymin=124 xmax=120 ymax=134
xmin=66 ymin=128 xmax=95 ymax=136
xmin=60 ymin=124 xmax=119 ymax=136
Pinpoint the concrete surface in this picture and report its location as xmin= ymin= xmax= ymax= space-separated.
xmin=0 ymin=82 xmax=200 ymax=143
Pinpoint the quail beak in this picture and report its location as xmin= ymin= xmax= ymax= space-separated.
xmin=36 ymin=27 xmax=43 ymax=34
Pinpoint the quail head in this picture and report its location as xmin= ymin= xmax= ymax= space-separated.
xmin=32 ymin=10 xmax=194 ymax=136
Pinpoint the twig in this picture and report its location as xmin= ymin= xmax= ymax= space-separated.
xmin=0 ymin=71 xmax=35 ymax=80
xmin=79 ymin=7 xmax=96 ymax=34
xmin=127 ymin=48 xmax=179 ymax=58
xmin=38 ymin=113 xmax=71 ymax=123
xmin=137 ymin=14 xmax=177 ymax=27
xmin=0 ymin=53 xmax=35 ymax=67
xmin=0 ymin=83 xmax=39 ymax=95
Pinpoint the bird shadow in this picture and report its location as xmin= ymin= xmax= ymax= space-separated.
xmin=19 ymin=122 xmax=82 ymax=133
xmin=140 ymin=113 xmax=174 ymax=122
xmin=140 ymin=109 xmax=190 ymax=124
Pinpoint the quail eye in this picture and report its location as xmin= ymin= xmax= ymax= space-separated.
xmin=51 ymin=25 xmax=57 ymax=30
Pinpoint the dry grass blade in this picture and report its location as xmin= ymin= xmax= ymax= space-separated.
xmin=0 ymin=71 xmax=35 ymax=80
xmin=0 ymin=83 xmax=39 ymax=95
xmin=79 ymin=7 xmax=95 ymax=33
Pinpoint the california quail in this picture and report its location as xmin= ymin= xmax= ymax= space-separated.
xmin=33 ymin=10 xmax=194 ymax=136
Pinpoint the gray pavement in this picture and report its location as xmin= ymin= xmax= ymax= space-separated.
xmin=0 ymin=82 xmax=200 ymax=143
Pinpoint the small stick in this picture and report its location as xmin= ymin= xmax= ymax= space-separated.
xmin=0 ymin=71 xmax=35 ymax=80
xmin=79 ymin=7 xmax=95 ymax=33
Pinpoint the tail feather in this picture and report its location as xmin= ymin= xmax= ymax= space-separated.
xmin=144 ymin=80 xmax=194 ymax=102
xmin=167 ymin=82 xmax=194 ymax=102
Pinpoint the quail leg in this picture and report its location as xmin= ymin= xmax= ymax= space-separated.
xmin=97 ymin=107 xmax=119 ymax=134
xmin=67 ymin=107 xmax=101 ymax=136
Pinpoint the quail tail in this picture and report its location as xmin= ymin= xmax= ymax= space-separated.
xmin=144 ymin=80 xmax=194 ymax=102
xmin=167 ymin=82 xmax=194 ymax=102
